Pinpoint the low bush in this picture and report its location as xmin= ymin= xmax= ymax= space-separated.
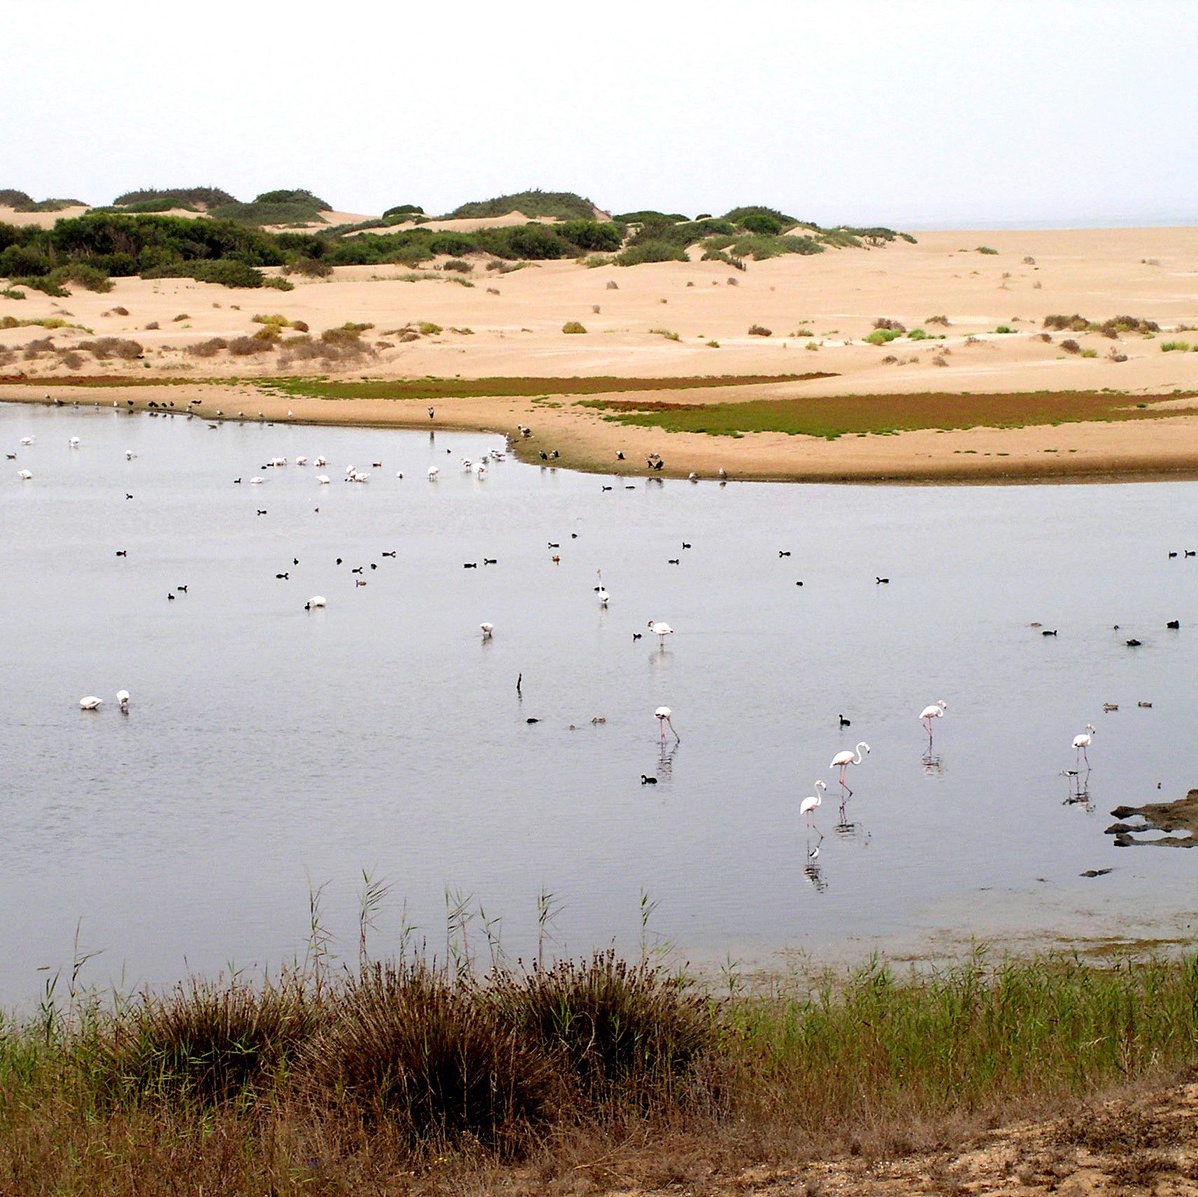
xmin=976 ymin=245 xmax=999 ymax=254
xmin=91 ymin=974 xmax=315 ymax=1106
xmin=1061 ymin=339 xmax=1081 ymax=354
xmin=285 ymin=256 xmax=333 ymax=278
xmin=748 ymin=324 xmax=772 ymax=337
xmin=227 ymin=335 xmax=273 ymax=356
xmin=190 ymin=260 xmax=264 ymax=289
xmin=1160 ymin=341 xmax=1192 ymax=352
xmin=490 ymin=950 xmax=711 ymax=1111
xmin=185 ymin=337 xmax=228 ymax=358
xmin=442 ymin=258 xmax=473 ymax=273
xmin=562 ymin=321 xmax=587 ymax=334
xmin=301 ymin=961 xmax=557 ymax=1153
xmin=865 ymin=328 xmax=902 ymax=345
xmin=873 ymin=317 xmax=906 ymax=332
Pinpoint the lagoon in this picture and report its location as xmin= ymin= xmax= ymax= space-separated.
xmin=3 ymin=399 xmax=1197 ymax=1009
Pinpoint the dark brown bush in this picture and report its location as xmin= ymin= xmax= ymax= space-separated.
xmin=873 ymin=317 xmax=907 ymax=332
xmin=185 ymin=337 xmax=228 ymax=358
xmin=300 ymin=962 xmax=557 ymax=1155
xmin=1061 ymin=339 xmax=1081 ymax=354
xmin=748 ymin=324 xmax=772 ymax=337
xmin=227 ymin=336 xmax=273 ymax=356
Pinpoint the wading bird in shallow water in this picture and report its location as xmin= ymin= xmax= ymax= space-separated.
xmin=595 ymin=570 xmax=610 ymax=607
xmin=647 ymin=620 xmax=673 ymax=646
xmin=830 ymin=742 xmax=870 ymax=799
xmin=655 ymin=706 xmax=680 ymax=744
xmin=920 ymin=700 xmax=948 ymax=741
xmin=79 ymin=696 xmax=103 ymax=710
xmin=480 ymin=623 xmax=493 ymax=640
xmin=1073 ymin=723 xmax=1095 ymax=767
xmin=800 ymin=780 xmax=827 ymax=834
xmin=116 ymin=689 xmax=130 ymax=712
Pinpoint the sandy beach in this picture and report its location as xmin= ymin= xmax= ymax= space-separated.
xmin=3 ymin=223 xmax=1197 ymax=482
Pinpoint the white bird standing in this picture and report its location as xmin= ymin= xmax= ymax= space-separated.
xmin=830 ymin=742 xmax=870 ymax=798
xmin=647 ymin=620 xmax=674 ymax=645
xmin=17 ymin=469 xmax=32 ymax=480
xmin=69 ymin=436 xmax=80 ymax=448
xmin=595 ymin=569 xmax=610 ymax=607
xmin=116 ymin=689 xmax=130 ymax=711
xmin=79 ymin=696 xmax=103 ymax=710
xmin=920 ymin=700 xmax=948 ymax=739
xmin=316 ymin=474 xmax=330 ymax=485
xmin=1073 ymin=723 xmax=1095 ymax=767
xmin=655 ymin=705 xmax=680 ymax=743
xmin=427 ymin=466 xmax=439 ymax=480
xmin=480 ymin=622 xmax=494 ymax=639
xmin=800 ymin=780 xmax=827 ymax=831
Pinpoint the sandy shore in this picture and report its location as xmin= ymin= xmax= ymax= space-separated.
xmin=4 ymin=225 xmax=1197 ymax=482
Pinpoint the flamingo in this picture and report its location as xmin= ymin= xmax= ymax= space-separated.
xmin=655 ymin=706 xmax=680 ymax=743
xmin=427 ymin=466 xmax=439 ymax=480
xmin=800 ymin=780 xmax=827 ymax=832
xmin=920 ymin=700 xmax=948 ymax=739
xmin=1073 ymin=723 xmax=1095 ymax=767
xmin=595 ymin=570 xmax=610 ymax=607
xmin=647 ymin=620 xmax=674 ymax=645
xmin=830 ymin=742 xmax=870 ymax=798
xmin=116 ymin=689 xmax=130 ymax=711
xmin=480 ymin=622 xmax=494 ymax=639
xmin=79 ymin=696 xmax=103 ymax=710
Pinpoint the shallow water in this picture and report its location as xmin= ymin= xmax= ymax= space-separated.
xmin=3 ymin=400 xmax=1197 ymax=1008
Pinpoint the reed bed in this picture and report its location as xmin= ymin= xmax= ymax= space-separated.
xmin=2 ymin=949 xmax=1198 ymax=1193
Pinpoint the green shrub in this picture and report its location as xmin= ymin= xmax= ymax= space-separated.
xmin=261 ymin=275 xmax=294 ymax=290
xmin=112 ymin=187 xmax=237 ymax=210
xmin=615 ymin=241 xmax=688 ymax=266
xmin=908 ymin=328 xmax=929 ymax=340
xmin=383 ymin=203 xmax=424 ymax=218
xmin=976 ymin=245 xmax=999 ymax=254
xmin=416 ymin=321 xmax=441 ymax=336
xmin=1161 ymin=341 xmax=1192 ymax=352
xmin=190 ymin=259 xmax=264 ymax=288
xmin=449 ymin=189 xmax=597 ymax=221
xmin=557 ymin=220 xmax=624 ymax=253
xmin=442 ymin=258 xmax=473 ymax=273
xmin=0 ymin=189 xmax=34 ymax=207
xmin=740 ymin=213 xmax=785 ymax=236
xmin=865 ymin=328 xmax=902 ymax=345
xmin=995 ymin=325 xmax=1015 ymax=334
xmin=562 ymin=321 xmax=587 ymax=334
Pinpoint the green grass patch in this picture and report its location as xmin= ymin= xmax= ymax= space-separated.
xmin=256 ymin=373 xmax=831 ymax=402
xmin=577 ymin=390 xmax=1196 ymax=439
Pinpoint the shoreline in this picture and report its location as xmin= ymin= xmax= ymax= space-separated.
xmin=7 ymin=380 xmax=1198 ymax=486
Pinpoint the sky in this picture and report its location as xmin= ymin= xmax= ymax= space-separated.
xmin=4 ymin=0 xmax=1196 ymax=229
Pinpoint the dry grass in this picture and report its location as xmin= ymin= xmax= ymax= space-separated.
xmin=4 ymin=951 xmax=1198 ymax=1193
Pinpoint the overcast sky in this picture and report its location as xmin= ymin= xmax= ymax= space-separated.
xmin=5 ymin=0 xmax=1195 ymax=228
